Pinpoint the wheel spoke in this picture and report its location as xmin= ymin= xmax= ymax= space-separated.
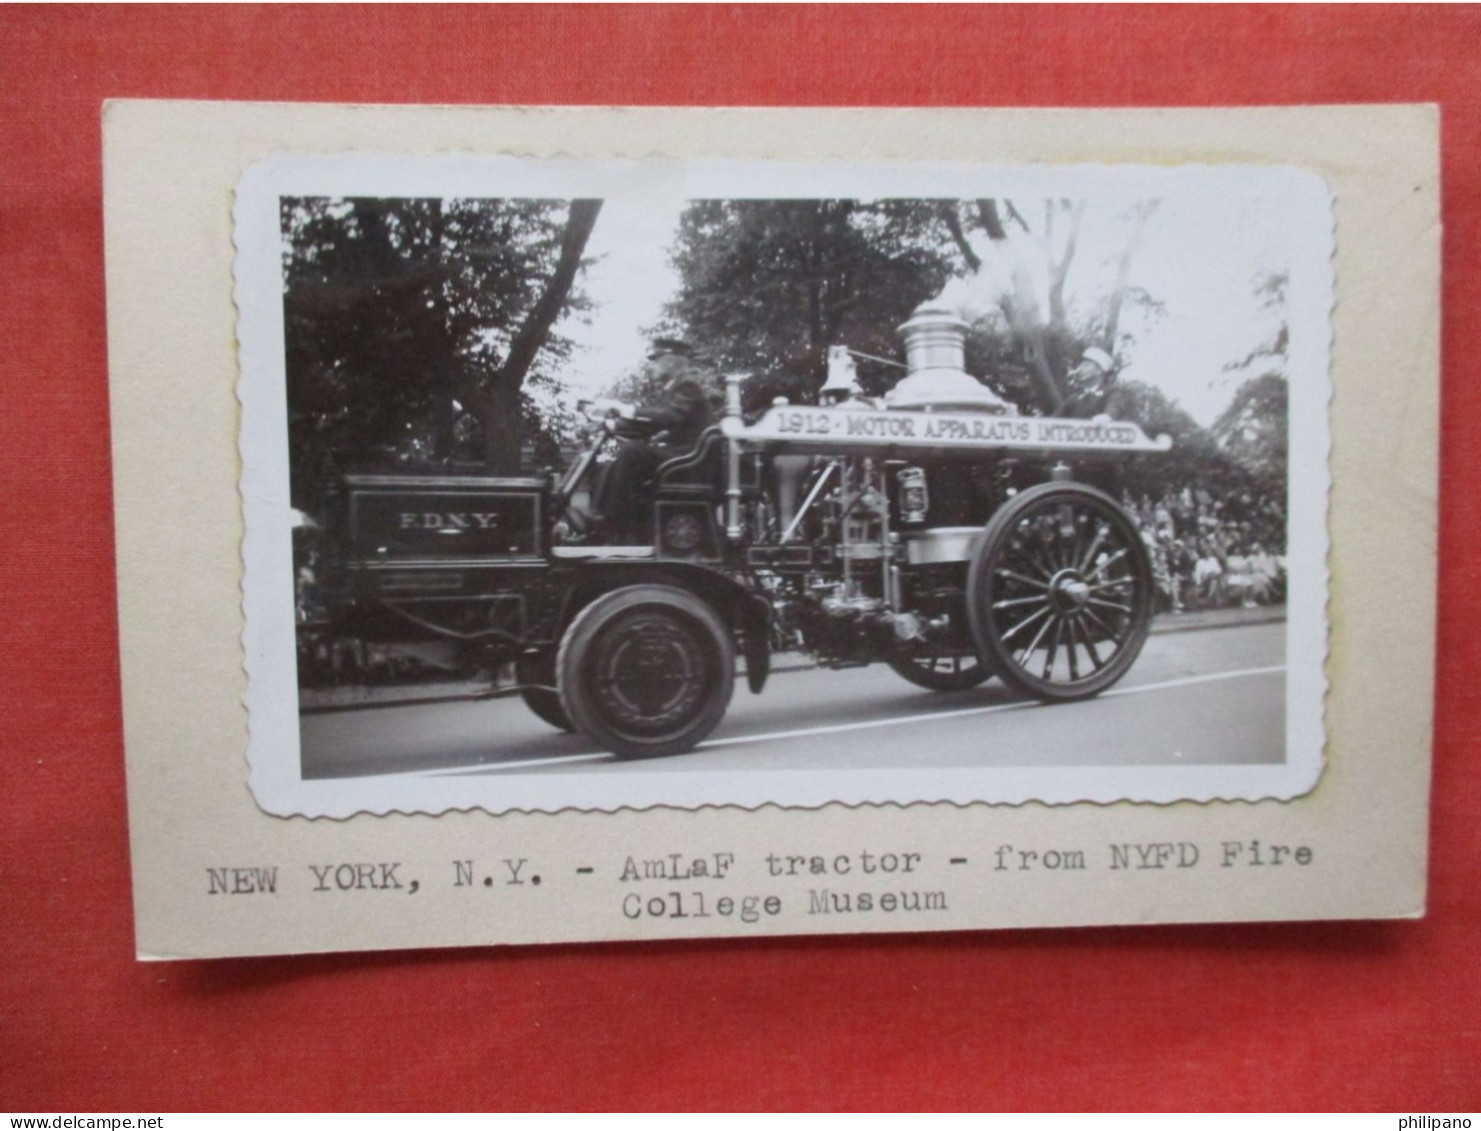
xmin=1011 ymin=533 xmax=1055 ymax=579
xmin=1039 ymin=617 xmax=1061 ymax=678
xmin=1044 ymin=518 xmax=1065 ymax=571
xmin=1000 ymin=604 xmax=1051 ymax=643
xmin=1065 ymin=619 xmax=1081 ymax=680
xmin=1087 ymin=597 xmax=1133 ymax=614
xmin=1080 ymin=604 xmax=1121 ymax=645
xmin=1017 ymin=611 xmax=1056 ymax=668
xmin=1085 ymin=547 xmax=1130 ymax=582
xmin=1078 ymin=621 xmax=1106 ymax=670
xmin=1037 ymin=529 xmax=1059 ymax=573
xmin=1077 ymin=522 xmax=1109 ymax=574
xmin=995 ymin=568 xmax=1050 ymax=591
xmin=1023 ymin=536 xmax=1057 ymax=579
xmin=992 ymin=593 xmax=1048 ymax=610
xmin=1061 ymin=506 xmax=1083 ymax=572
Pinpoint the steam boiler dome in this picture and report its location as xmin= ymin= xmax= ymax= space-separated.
xmin=886 ymin=300 xmax=1014 ymax=414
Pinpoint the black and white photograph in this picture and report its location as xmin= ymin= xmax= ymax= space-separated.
xmin=235 ymin=157 xmax=1330 ymax=816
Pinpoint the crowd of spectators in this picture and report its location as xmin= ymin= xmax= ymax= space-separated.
xmin=1123 ymin=483 xmax=1287 ymax=615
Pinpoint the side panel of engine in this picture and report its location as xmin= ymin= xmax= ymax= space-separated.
xmin=345 ymin=474 xmax=547 ymax=568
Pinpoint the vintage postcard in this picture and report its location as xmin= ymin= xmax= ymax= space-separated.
xmin=107 ymin=103 xmax=1437 ymax=958
xmin=237 ymin=156 xmax=1328 ymax=817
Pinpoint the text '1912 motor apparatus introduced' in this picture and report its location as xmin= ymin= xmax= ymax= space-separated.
xmin=331 ymin=302 xmax=1172 ymax=759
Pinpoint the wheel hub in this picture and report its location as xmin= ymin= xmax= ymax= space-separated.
xmin=1048 ymin=570 xmax=1091 ymax=615
xmin=598 ymin=615 xmax=704 ymax=728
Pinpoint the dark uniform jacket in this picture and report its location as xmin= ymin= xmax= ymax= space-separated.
xmin=633 ymin=375 xmax=712 ymax=454
xmin=591 ymin=374 xmax=713 ymax=529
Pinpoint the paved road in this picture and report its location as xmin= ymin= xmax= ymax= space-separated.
xmin=301 ymin=622 xmax=1285 ymax=780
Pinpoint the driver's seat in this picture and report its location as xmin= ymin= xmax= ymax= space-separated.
xmin=653 ymin=425 xmax=725 ymax=495
xmin=646 ymin=426 xmax=727 ymax=560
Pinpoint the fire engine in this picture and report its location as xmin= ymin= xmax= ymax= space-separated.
xmin=323 ymin=302 xmax=1170 ymax=758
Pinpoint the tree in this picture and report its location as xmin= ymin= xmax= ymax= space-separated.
xmin=1212 ymin=373 xmax=1288 ymax=492
xmin=658 ymin=200 xmax=955 ymax=409
xmin=1221 ymin=271 xmax=1289 ymax=382
xmin=656 ymin=195 xmax=1162 ymax=420
xmin=455 ymin=199 xmax=601 ymax=472
xmin=1104 ymin=380 xmax=1234 ymax=498
xmin=942 ymin=198 xmax=1160 ymax=416
xmin=1211 ymin=271 xmax=1289 ymax=492
xmin=281 ymin=195 xmax=600 ymax=506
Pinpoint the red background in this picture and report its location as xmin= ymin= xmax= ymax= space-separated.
xmin=2 ymin=5 xmax=1477 ymax=1112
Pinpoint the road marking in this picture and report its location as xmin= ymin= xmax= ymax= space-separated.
xmin=698 ymin=698 xmax=1040 ymax=748
xmin=695 ymin=664 xmax=1287 ymax=751
xmin=1102 ymin=664 xmax=1286 ymax=698
xmin=426 ymin=751 xmax=614 ymax=775
xmin=416 ymin=664 xmax=1287 ymax=770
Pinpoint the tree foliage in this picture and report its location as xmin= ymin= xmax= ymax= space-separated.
xmin=1221 ymin=271 xmax=1289 ymax=381
xmin=1211 ymin=271 xmax=1289 ymax=492
xmin=658 ymin=197 xmax=1164 ymax=419
xmin=1104 ymin=380 xmax=1231 ymax=497
xmin=941 ymin=198 xmax=1162 ymax=416
xmin=282 ymin=195 xmax=599 ymax=507
xmin=658 ymin=200 xmax=955 ymax=409
xmin=1212 ymin=373 xmax=1289 ymax=492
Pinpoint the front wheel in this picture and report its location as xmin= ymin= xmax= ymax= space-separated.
xmin=557 ymin=585 xmax=735 ymax=759
xmin=967 ymin=482 xmax=1153 ymax=702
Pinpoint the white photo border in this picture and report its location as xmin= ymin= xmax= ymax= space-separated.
xmin=236 ymin=155 xmax=1332 ymax=818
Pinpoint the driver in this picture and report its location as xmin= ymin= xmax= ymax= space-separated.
xmin=587 ymin=338 xmax=714 ymax=542
xmin=1063 ymin=346 xmax=1117 ymax=418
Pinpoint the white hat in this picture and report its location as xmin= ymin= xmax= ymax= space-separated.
xmin=1080 ymin=346 xmax=1115 ymax=373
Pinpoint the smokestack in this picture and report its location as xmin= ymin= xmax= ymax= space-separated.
xmin=886 ymin=300 xmax=1013 ymax=414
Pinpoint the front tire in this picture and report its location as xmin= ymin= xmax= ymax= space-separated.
xmin=557 ymin=585 xmax=735 ymax=759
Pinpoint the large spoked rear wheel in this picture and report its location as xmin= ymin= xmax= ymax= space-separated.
xmin=558 ymin=585 xmax=735 ymax=759
xmin=968 ymin=482 xmax=1153 ymax=702
xmin=887 ymin=650 xmax=992 ymax=692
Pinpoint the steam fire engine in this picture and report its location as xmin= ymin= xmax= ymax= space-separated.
xmin=323 ymin=301 xmax=1171 ymax=758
